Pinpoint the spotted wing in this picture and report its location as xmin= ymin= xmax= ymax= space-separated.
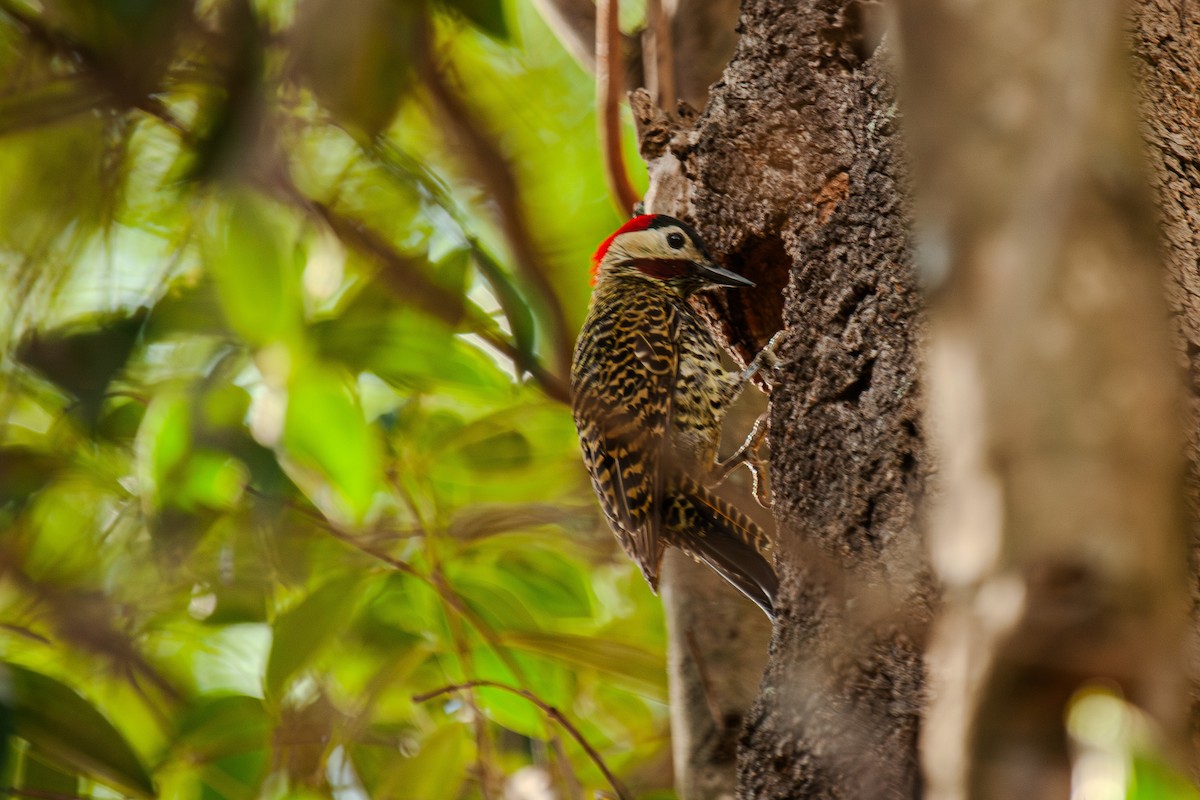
xmin=571 ymin=299 xmax=680 ymax=588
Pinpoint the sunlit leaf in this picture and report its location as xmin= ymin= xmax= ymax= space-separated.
xmin=96 ymin=395 xmax=146 ymax=441
xmin=312 ymin=286 xmax=511 ymax=395
xmin=471 ymin=246 xmax=537 ymax=367
xmin=206 ymin=195 xmax=301 ymax=347
xmin=451 ymin=572 xmax=540 ymax=632
xmin=137 ymin=391 xmax=191 ymax=503
xmin=146 ymin=278 xmax=231 ymax=338
xmin=178 ymin=451 xmax=249 ymax=509
xmin=199 ymin=384 xmax=253 ymax=431
xmin=494 ymin=547 xmax=593 ymax=618
xmin=199 ymin=750 xmax=268 ymax=800
xmin=2 ymin=663 xmax=155 ymax=797
xmin=282 ymin=366 xmax=382 ymax=523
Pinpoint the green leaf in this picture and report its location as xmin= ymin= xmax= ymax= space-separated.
xmin=200 ymin=750 xmax=268 ymax=800
xmin=311 ymin=288 xmax=510 ymax=395
xmin=460 ymin=430 xmax=533 ymax=472
xmin=505 ymin=632 xmax=666 ymax=700
xmin=283 ymin=367 xmax=383 ymax=523
xmin=137 ymin=391 xmax=191 ymax=504
xmin=21 ymin=749 xmax=77 ymax=796
xmin=206 ymin=195 xmax=300 ymax=346
xmin=199 ymin=384 xmax=253 ymax=431
xmin=175 ymin=695 xmax=269 ymax=761
xmin=494 ymin=548 xmax=592 ymax=618
xmin=178 ymin=450 xmax=249 ymax=510
xmin=356 ymin=724 xmax=468 ymax=799
xmin=1131 ymin=753 xmax=1200 ymax=799
xmin=145 ymin=278 xmax=230 ymax=338
xmin=265 ymin=575 xmax=364 ymax=698
xmin=470 ymin=246 xmax=536 ymax=368
xmin=465 ymin=647 xmax=570 ymax=737
xmin=437 ymin=0 xmax=509 ymax=40
xmin=451 ymin=573 xmax=540 ymax=633
xmin=2 ymin=663 xmax=156 ymax=797
xmin=96 ymin=395 xmax=146 ymax=441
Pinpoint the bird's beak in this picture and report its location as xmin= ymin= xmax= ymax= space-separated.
xmin=695 ymin=260 xmax=755 ymax=288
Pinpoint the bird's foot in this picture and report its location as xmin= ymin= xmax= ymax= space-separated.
xmin=709 ymin=413 xmax=773 ymax=507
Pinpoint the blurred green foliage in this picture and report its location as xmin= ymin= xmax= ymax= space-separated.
xmin=0 ymin=0 xmax=666 ymax=797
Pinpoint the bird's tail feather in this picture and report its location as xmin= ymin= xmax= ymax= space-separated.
xmin=670 ymin=478 xmax=778 ymax=619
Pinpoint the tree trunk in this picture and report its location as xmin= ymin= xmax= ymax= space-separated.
xmin=635 ymin=0 xmax=932 ymax=795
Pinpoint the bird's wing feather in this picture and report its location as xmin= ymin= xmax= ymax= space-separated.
xmin=572 ymin=299 xmax=679 ymax=585
xmin=668 ymin=477 xmax=777 ymax=618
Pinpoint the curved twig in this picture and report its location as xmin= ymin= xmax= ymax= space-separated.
xmin=414 ymin=679 xmax=634 ymax=800
xmin=596 ymin=0 xmax=641 ymax=214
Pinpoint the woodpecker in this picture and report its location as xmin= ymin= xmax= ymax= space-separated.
xmin=571 ymin=214 xmax=780 ymax=618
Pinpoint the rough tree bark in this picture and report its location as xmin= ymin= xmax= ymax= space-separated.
xmin=634 ymin=0 xmax=931 ymax=795
xmin=894 ymin=0 xmax=1192 ymax=797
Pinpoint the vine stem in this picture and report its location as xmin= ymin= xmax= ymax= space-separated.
xmin=414 ymin=679 xmax=634 ymax=800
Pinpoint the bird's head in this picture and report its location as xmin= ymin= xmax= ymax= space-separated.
xmin=590 ymin=214 xmax=754 ymax=293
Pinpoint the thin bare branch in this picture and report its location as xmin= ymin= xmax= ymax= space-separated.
xmin=414 ymin=679 xmax=634 ymax=800
xmin=643 ymin=0 xmax=675 ymax=108
xmin=596 ymin=0 xmax=641 ymax=214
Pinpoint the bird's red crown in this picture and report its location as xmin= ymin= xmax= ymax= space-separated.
xmin=590 ymin=214 xmax=659 ymax=284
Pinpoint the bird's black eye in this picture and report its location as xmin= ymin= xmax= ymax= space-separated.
xmin=666 ymin=232 xmax=686 ymax=250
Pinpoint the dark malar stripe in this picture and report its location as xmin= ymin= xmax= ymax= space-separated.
xmin=632 ymin=258 xmax=689 ymax=280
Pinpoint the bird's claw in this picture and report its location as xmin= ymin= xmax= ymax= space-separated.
xmin=740 ymin=329 xmax=789 ymax=388
xmin=746 ymin=454 xmax=772 ymax=509
xmin=709 ymin=412 xmax=772 ymax=507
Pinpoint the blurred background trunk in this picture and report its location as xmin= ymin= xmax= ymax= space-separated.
xmin=896 ymin=0 xmax=1193 ymax=797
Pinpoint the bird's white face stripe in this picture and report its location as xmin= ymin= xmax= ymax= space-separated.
xmin=602 ymin=226 xmax=707 ymax=268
